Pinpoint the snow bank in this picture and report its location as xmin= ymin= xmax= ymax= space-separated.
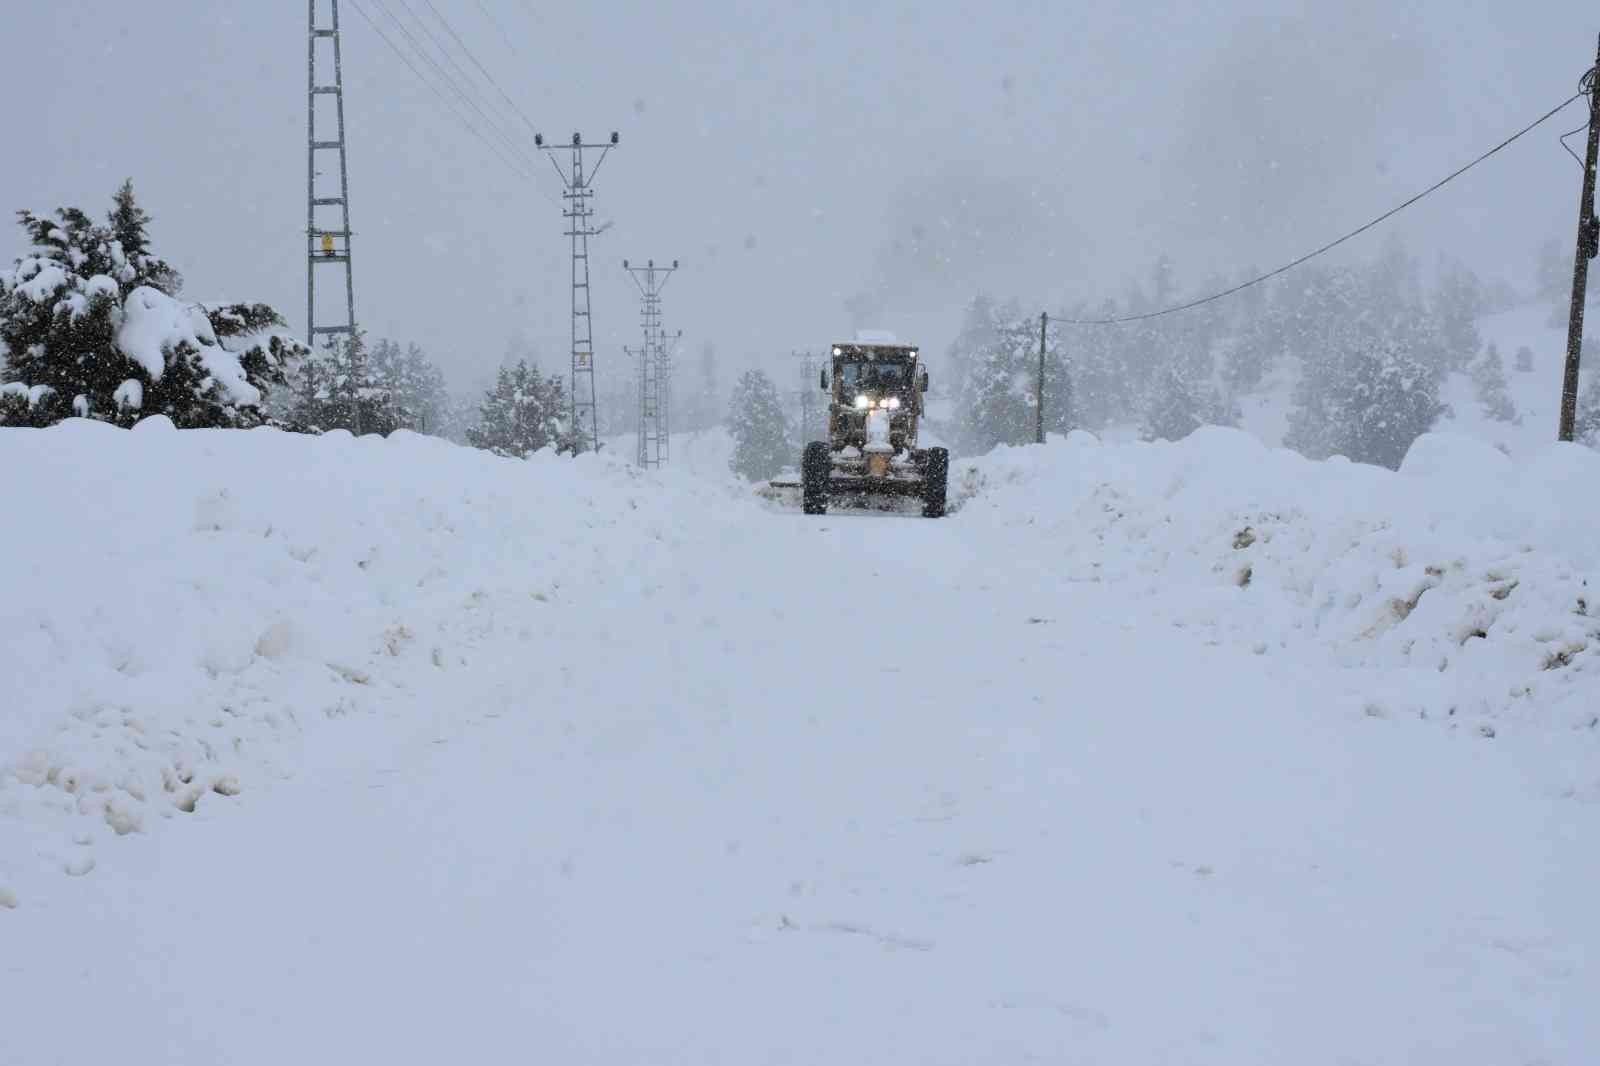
xmin=4 ymin=419 xmax=1594 ymax=908
xmin=958 ymin=427 xmax=1599 ymax=731
xmin=0 ymin=423 xmax=743 ymax=899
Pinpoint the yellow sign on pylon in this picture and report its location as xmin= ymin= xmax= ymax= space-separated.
xmin=321 ymin=234 xmax=335 ymax=256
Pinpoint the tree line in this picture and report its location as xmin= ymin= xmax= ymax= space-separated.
xmin=0 ymin=181 xmax=604 ymax=459
xmin=947 ymin=244 xmax=1599 ymax=467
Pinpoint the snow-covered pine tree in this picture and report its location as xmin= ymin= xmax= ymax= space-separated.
xmin=539 ymin=368 xmax=574 ymax=454
xmin=726 ymin=368 xmax=792 ymax=481
xmin=433 ymin=389 xmax=479 ymax=444
xmin=1141 ymin=363 xmax=1204 ymax=442
xmin=1431 ymin=260 xmax=1485 ymax=372
xmin=1285 ymin=256 xmax=1446 ymax=468
xmin=106 ymin=179 xmax=182 ymax=296
xmin=1140 ymin=357 xmax=1236 ymax=443
xmin=946 ymin=295 xmax=1002 ymax=405
xmin=299 ymin=329 xmax=396 ymax=434
xmin=1514 ymin=345 xmax=1535 ymax=373
xmin=1284 ymin=267 xmax=1368 ymax=461
xmin=467 ymin=360 xmax=566 ymax=457
xmin=1471 ymin=342 xmax=1517 ymax=423
xmin=408 ymin=345 xmax=449 ymax=434
xmin=1335 ymin=332 xmax=1449 ymax=469
xmin=467 ymin=365 xmax=512 ymax=453
xmin=370 ymin=338 xmax=445 ymax=432
xmin=1575 ymin=368 xmax=1600 ymax=448
xmin=959 ymin=312 xmax=1041 ymax=453
xmin=0 ymin=184 xmax=298 ymax=428
xmin=1065 ymin=297 xmax=1129 ymax=429
xmin=1223 ymin=275 xmax=1293 ymax=396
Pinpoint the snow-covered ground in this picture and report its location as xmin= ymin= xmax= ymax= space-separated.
xmin=1436 ymin=303 xmax=1586 ymax=458
xmin=2 ymin=419 xmax=1597 ymax=1064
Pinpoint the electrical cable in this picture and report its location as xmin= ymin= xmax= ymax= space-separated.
xmin=345 ymin=0 xmax=537 ymax=183
xmin=371 ymin=0 xmax=541 ymax=173
xmin=1055 ymin=92 xmax=1586 ymax=326
xmin=425 ymin=0 xmax=543 ymax=139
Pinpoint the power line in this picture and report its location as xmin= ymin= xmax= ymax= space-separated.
xmin=425 ymin=0 xmax=542 ymax=139
xmin=345 ymin=0 xmax=537 ymax=183
xmin=472 ymin=0 xmax=522 ymax=57
xmin=370 ymin=0 xmax=541 ymax=173
xmin=1055 ymin=92 xmax=1586 ymax=326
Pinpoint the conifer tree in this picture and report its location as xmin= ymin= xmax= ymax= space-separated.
xmin=1575 ymin=370 xmax=1600 ymax=448
xmin=467 ymin=360 xmax=568 ymax=457
xmin=106 ymin=179 xmax=182 ymax=295
xmin=726 ymin=369 xmax=791 ymax=481
xmin=1471 ymin=342 xmax=1517 ymax=423
xmin=1 ymin=183 xmax=298 ymax=428
xmin=1431 ymin=261 xmax=1485 ymax=371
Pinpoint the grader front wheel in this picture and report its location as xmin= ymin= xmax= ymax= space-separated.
xmin=922 ymin=447 xmax=949 ymax=518
xmin=802 ymin=441 xmax=831 ymax=515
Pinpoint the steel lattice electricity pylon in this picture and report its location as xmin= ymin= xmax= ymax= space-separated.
xmin=623 ymin=258 xmax=679 ymax=468
xmin=307 ymin=0 xmax=357 ymax=349
xmin=536 ymin=131 xmax=617 ymax=454
xmin=657 ymin=327 xmax=682 ymax=463
xmin=791 ymin=349 xmax=822 ymax=444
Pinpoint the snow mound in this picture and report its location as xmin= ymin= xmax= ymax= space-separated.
xmin=0 ymin=425 xmax=741 ymax=901
xmin=957 ymin=427 xmax=1599 ymax=730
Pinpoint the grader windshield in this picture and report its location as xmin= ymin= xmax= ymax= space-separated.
xmin=834 ymin=348 xmax=919 ymax=410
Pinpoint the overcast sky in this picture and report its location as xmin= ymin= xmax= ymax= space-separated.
xmin=2 ymin=1 xmax=1595 ymax=397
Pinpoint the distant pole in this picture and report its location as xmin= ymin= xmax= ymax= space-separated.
xmin=623 ymin=257 xmax=679 ymax=468
xmin=792 ymin=349 xmax=820 ymax=443
xmin=1036 ymin=311 xmax=1048 ymax=445
xmin=1557 ymin=34 xmax=1599 ymax=442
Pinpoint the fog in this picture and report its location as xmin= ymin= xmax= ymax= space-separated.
xmin=2 ymin=1 xmax=1593 ymax=398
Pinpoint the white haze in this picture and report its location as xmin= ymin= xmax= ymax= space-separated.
xmin=1 ymin=0 xmax=1593 ymax=397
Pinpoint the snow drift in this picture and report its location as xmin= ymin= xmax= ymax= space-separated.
xmin=0 ymin=420 xmax=744 ymax=900
xmin=3 ymin=419 xmax=1594 ymax=905
xmin=2 ymin=419 xmax=1597 ymax=1064
xmin=958 ymin=427 xmax=1598 ymax=731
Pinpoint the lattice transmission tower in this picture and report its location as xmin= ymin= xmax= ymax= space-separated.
xmin=536 ymin=131 xmax=617 ymax=453
xmin=623 ymin=259 xmax=680 ymax=468
xmin=306 ymin=0 xmax=357 ymax=352
xmin=791 ymin=349 xmax=823 ymax=444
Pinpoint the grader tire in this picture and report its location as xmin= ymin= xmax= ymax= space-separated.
xmin=802 ymin=442 xmax=831 ymax=515
xmin=922 ymin=446 xmax=949 ymax=518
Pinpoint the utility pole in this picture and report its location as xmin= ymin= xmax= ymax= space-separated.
xmin=307 ymin=0 xmax=360 ymax=431
xmin=536 ymin=131 xmax=618 ymax=454
xmin=1036 ymin=311 xmax=1048 ymax=445
xmin=659 ymin=327 xmax=682 ymax=463
xmin=1558 ymin=35 xmax=1599 ymax=443
xmin=623 ymin=258 xmax=679 ymax=468
xmin=792 ymin=349 xmax=821 ymax=443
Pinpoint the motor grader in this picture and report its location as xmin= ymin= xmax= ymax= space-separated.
xmin=786 ymin=342 xmax=948 ymax=517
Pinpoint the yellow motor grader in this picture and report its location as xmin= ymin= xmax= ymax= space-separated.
xmin=777 ymin=342 xmax=948 ymax=517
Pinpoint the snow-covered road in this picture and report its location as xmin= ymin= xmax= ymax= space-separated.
xmin=2 ymin=425 xmax=1596 ymax=1064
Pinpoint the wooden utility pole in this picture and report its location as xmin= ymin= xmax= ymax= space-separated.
xmin=1036 ymin=311 xmax=1048 ymax=445
xmin=1558 ymin=33 xmax=1599 ymax=442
